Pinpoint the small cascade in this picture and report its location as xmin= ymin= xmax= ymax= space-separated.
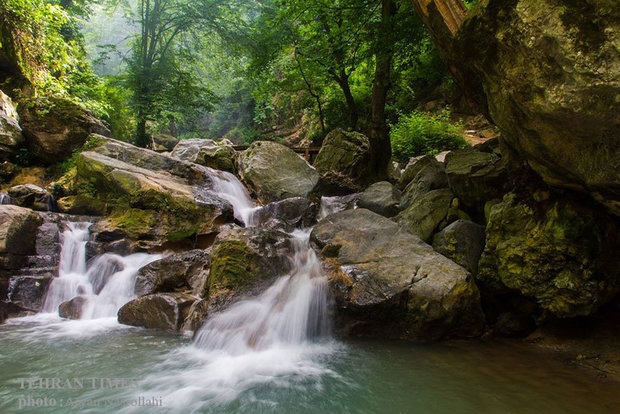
xmin=209 ymin=170 xmax=259 ymax=226
xmin=194 ymin=169 xmax=330 ymax=353
xmin=42 ymin=222 xmax=160 ymax=318
xmin=0 ymin=192 xmax=11 ymax=205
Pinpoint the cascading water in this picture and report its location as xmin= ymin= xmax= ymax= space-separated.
xmin=42 ymin=221 xmax=160 ymax=318
xmin=210 ymin=169 xmax=260 ymax=226
xmin=0 ymin=192 xmax=10 ymax=205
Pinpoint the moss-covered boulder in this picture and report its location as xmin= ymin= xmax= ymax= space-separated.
xmin=171 ymin=138 xmax=237 ymax=173
xmin=432 ymin=220 xmax=486 ymax=275
xmin=311 ymin=209 xmax=484 ymax=341
xmin=457 ymin=0 xmax=620 ymax=215
xmin=358 ymin=181 xmax=401 ymax=217
xmin=0 ymin=90 xmax=23 ymax=161
xmin=395 ymin=188 xmax=455 ymax=242
xmin=19 ymin=97 xmax=110 ymax=164
xmin=117 ymin=293 xmax=198 ymax=331
xmin=55 ymin=137 xmax=234 ymax=248
xmin=208 ymin=227 xmax=294 ymax=312
xmin=238 ymin=141 xmax=319 ymax=203
xmin=477 ymin=192 xmax=620 ymax=317
xmin=313 ymin=129 xmax=374 ymax=193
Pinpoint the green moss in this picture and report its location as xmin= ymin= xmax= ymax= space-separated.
xmin=106 ymin=208 xmax=157 ymax=239
xmin=209 ymin=241 xmax=256 ymax=290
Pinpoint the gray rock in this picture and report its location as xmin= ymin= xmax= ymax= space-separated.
xmin=7 ymin=275 xmax=52 ymax=311
xmin=118 ymin=293 xmax=198 ymax=331
xmin=313 ymin=129 xmax=374 ymax=192
xmin=171 ymin=138 xmax=237 ymax=173
xmin=358 ymin=181 xmax=401 ymax=217
xmin=253 ymin=197 xmax=318 ymax=231
xmin=395 ymin=188 xmax=454 ymax=242
xmin=238 ymin=141 xmax=320 ymax=203
xmin=432 ymin=220 xmax=485 ymax=275
xmin=7 ymin=184 xmax=55 ymax=211
xmin=311 ymin=208 xmax=484 ymax=341
xmin=59 ymin=296 xmax=88 ymax=319
xmin=0 ymin=90 xmax=23 ymax=161
xmin=134 ymin=250 xmax=210 ymax=297
xmin=399 ymin=156 xmax=449 ymax=210
xmin=151 ymin=133 xmax=179 ymax=152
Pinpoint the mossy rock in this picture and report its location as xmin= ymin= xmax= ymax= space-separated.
xmin=477 ymin=192 xmax=620 ymax=317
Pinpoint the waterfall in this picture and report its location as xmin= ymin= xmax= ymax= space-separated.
xmin=209 ymin=170 xmax=259 ymax=226
xmin=0 ymin=192 xmax=11 ymax=205
xmin=194 ymin=172 xmax=330 ymax=352
xmin=42 ymin=222 xmax=160 ymax=318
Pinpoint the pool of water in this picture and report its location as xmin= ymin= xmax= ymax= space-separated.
xmin=1 ymin=314 xmax=618 ymax=414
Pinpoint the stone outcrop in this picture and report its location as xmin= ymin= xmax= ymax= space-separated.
xmin=432 ymin=220 xmax=485 ymax=275
xmin=478 ymin=192 xmax=620 ymax=318
xmin=313 ymin=129 xmax=375 ymax=193
xmin=151 ymin=133 xmax=179 ymax=152
xmin=456 ymin=0 xmax=620 ymax=215
xmin=252 ymin=197 xmax=317 ymax=232
xmin=398 ymin=155 xmax=448 ymax=210
xmin=19 ymin=97 xmax=110 ymax=164
xmin=7 ymin=184 xmax=54 ymax=211
xmin=395 ymin=188 xmax=455 ymax=242
xmin=311 ymin=208 xmax=484 ymax=341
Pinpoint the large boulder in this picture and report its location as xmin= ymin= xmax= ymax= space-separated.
xmin=477 ymin=192 xmax=620 ymax=318
xmin=171 ymin=138 xmax=237 ymax=173
xmin=19 ymin=97 xmax=110 ymax=164
xmin=358 ymin=181 xmax=401 ymax=217
xmin=432 ymin=220 xmax=486 ymax=275
xmin=252 ymin=197 xmax=318 ymax=231
xmin=134 ymin=250 xmax=210 ymax=297
xmin=395 ymin=188 xmax=455 ymax=242
xmin=0 ymin=205 xmax=41 ymax=279
xmin=311 ymin=209 xmax=484 ymax=341
xmin=118 ymin=293 xmax=198 ymax=331
xmin=207 ymin=227 xmax=294 ymax=312
xmin=399 ymin=156 xmax=449 ymax=210
xmin=0 ymin=90 xmax=23 ymax=161
xmin=318 ymin=193 xmax=360 ymax=219
xmin=58 ymin=296 xmax=88 ymax=319
xmin=7 ymin=184 xmax=54 ymax=211
xmin=457 ymin=0 xmax=620 ymax=215
xmin=313 ymin=129 xmax=374 ymax=193
xmin=238 ymin=141 xmax=320 ymax=203
xmin=7 ymin=275 xmax=52 ymax=312
xmin=444 ymin=148 xmax=510 ymax=217
xmin=56 ymin=136 xmax=234 ymax=248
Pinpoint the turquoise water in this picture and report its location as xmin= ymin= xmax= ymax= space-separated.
xmin=0 ymin=314 xmax=618 ymax=414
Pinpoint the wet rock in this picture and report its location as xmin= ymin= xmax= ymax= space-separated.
xmin=318 ymin=193 xmax=360 ymax=219
xmin=171 ymin=138 xmax=237 ymax=173
xmin=0 ymin=206 xmax=42 ymax=278
xmin=180 ymin=299 xmax=209 ymax=333
xmin=208 ymin=227 xmax=294 ymax=312
xmin=0 ymin=161 xmax=18 ymax=178
xmin=151 ymin=133 xmax=179 ymax=152
xmin=311 ymin=208 xmax=484 ymax=341
xmin=19 ymin=96 xmax=110 ymax=164
xmin=238 ymin=141 xmax=320 ymax=203
xmin=395 ymin=188 xmax=454 ymax=242
xmin=0 ymin=90 xmax=23 ymax=161
xmin=478 ymin=192 xmax=620 ymax=318
xmin=398 ymin=156 xmax=448 ymax=210
xmin=358 ymin=181 xmax=401 ymax=218
xmin=7 ymin=275 xmax=52 ymax=311
xmin=313 ymin=129 xmax=374 ymax=193
xmin=118 ymin=292 xmax=198 ymax=331
xmin=444 ymin=148 xmax=509 ymax=217
xmin=59 ymin=296 xmax=88 ymax=319
xmin=457 ymin=0 xmax=620 ymax=214
xmin=135 ymin=250 xmax=210 ymax=297
xmin=432 ymin=220 xmax=486 ymax=275
xmin=7 ymin=184 xmax=55 ymax=211
xmin=253 ymin=197 xmax=317 ymax=231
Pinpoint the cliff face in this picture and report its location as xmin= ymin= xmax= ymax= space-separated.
xmin=455 ymin=0 xmax=620 ymax=215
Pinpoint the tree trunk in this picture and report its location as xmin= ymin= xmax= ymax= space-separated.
xmin=336 ymin=73 xmax=358 ymax=131
xmin=136 ymin=115 xmax=149 ymax=148
xmin=369 ymin=0 xmax=398 ymax=180
xmin=410 ymin=0 xmax=488 ymax=115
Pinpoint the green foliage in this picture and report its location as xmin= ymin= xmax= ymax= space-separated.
xmin=390 ymin=110 xmax=469 ymax=163
xmin=60 ymin=134 xmax=104 ymax=173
